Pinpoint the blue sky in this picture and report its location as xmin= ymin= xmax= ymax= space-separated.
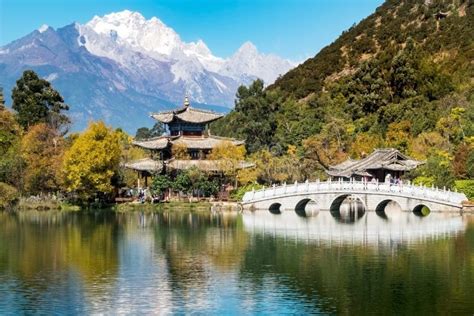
xmin=0 ymin=0 xmax=384 ymax=60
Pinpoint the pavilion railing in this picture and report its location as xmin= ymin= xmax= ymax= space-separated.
xmin=242 ymin=179 xmax=467 ymax=205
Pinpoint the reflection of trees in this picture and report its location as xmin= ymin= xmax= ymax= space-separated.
xmin=0 ymin=211 xmax=120 ymax=302
xmin=240 ymin=224 xmax=474 ymax=314
xmin=152 ymin=211 xmax=247 ymax=296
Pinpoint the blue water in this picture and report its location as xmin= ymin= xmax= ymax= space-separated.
xmin=0 ymin=210 xmax=473 ymax=314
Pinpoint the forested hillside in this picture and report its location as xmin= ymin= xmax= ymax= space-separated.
xmin=212 ymin=0 xmax=474 ymax=192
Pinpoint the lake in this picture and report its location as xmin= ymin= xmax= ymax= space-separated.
xmin=0 ymin=208 xmax=473 ymax=314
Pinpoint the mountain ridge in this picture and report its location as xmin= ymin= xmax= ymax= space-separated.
xmin=0 ymin=10 xmax=295 ymax=132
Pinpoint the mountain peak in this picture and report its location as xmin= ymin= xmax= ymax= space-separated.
xmin=0 ymin=10 xmax=294 ymax=132
xmin=102 ymin=10 xmax=146 ymax=23
xmin=38 ymin=24 xmax=51 ymax=33
xmin=237 ymin=41 xmax=258 ymax=54
xmin=84 ymin=10 xmax=181 ymax=56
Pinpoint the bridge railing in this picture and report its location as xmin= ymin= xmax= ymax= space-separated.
xmin=242 ymin=179 xmax=467 ymax=205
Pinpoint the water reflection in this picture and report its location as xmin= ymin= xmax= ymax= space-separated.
xmin=243 ymin=205 xmax=466 ymax=245
xmin=330 ymin=199 xmax=366 ymax=223
xmin=0 ymin=210 xmax=472 ymax=314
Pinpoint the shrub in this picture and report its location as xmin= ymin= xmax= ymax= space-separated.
xmin=0 ymin=182 xmax=19 ymax=209
xmin=455 ymin=180 xmax=474 ymax=201
xmin=231 ymin=183 xmax=265 ymax=201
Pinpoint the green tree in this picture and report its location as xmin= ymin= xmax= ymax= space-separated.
xmin=196 ymin=177 xmax=219 ymax=197
xmin=12 ymin=70 xmax=70 ymax=132
xmin=412 ymin=151 xmax=456 ymax=189
xmin=213 ymin=80 xmax=283 ymax=153
xmin=135 ymin=122 xmax=165 ymax=140
xmin=467 ymin=149 xmax=474 ymax=179
xmin=172 ymin=171 xmax=192 ymax=193
xmin=151 ymin=175 xmax=171 ymax=195
xmin=62 ymin=121 xmax=122 ymax=202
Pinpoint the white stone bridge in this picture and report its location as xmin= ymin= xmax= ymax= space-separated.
xmin=241 ymin=180 xmax=467 ymax=214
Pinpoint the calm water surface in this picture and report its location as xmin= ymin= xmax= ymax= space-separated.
xmin=0 ymin=208 xmax=473 ymax=315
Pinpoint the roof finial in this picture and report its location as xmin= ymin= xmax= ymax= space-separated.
xmin=184 ymin=95 xmax=190 ymax=107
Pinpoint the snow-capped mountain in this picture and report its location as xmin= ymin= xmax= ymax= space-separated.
xmin=0 ymin=10 xmax=295 ymax=132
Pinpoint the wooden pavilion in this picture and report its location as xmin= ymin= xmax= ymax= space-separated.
xmin=125 ymin=97 xmax=252 ymax=187
xmin=326 ymin=148 xmax=424 ymax=182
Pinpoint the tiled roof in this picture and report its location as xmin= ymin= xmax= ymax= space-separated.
xmin=151 ymin=106 xmax=223 ymax=124
xmin=166 ymin=159 xmax=254 ymax=172
xmin=132 ymin=136 xmax=169 ymax=150
xmin=171 ymin=135 xmax=244 ymax=150
xmin=124 ymin=158 xmax=163 ymax=172
xmin=133 ymin=135 xmax=244 ymax=150
xmin=327 ymin=148 xmax=424 ymax=178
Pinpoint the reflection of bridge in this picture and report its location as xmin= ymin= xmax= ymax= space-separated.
xmin=242 ymin=210 xmax=466 ymax=245
xmin=242 ymin=180 xmax=467 ymax=213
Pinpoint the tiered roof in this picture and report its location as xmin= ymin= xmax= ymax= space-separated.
xmin=124 ymin=158 xmax=163 ymax=172
xmin=133 ymin=135 xmax=244 ymax=151
xmin=327 ymin=148 xmax=423 ymax=178
xmin=167 ymin=159 xmax=255 ymax=172
xmin=133 ymin=136 xmax=169 ymax=150
xmin=171 ymin=135 xmax=244 ymax=150
xmin=150 ymin=97 xmax=223 ymax=124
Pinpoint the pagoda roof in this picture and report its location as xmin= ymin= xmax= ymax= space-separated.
xmin=151 ymin=103 xmax=223 ymax=124
xmin=124 ymin=158 xmax=163 ymax=172
xmin=166 ymin=159 xmax=254 ymax=173
xmin=132 ymin=136 xmax=169 ymax=150
xmin=124 ymin=158 xmax=254 ymax=173
xmin=171 ymin=135 xmax=244 ymax=150
xmin=327 ymin=148 xmax=424 ymax=178
xmin=132 ymin=135 xmax=244 ymax=151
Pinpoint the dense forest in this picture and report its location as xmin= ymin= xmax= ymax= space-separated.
xmin=212 ymin=0 xmax=474 ymax=196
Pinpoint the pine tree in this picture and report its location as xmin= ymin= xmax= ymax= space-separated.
xmin=12 ymin=70 xmax=70 ymax=132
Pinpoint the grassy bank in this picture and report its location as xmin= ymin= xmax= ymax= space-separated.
xmin=114 ymin=201 xmax=240 ymax=212
xmin=16 ymin=198 xmax=81 ymax=211
xmin=8 ymin=198 xmax=239 ymax=213
xmin=114 ymin=201 xmax=213 ymax=212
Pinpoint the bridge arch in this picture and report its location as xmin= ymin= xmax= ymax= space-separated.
xmin=294 ymin=198 xmax=319 ymax=217
xmin=269 ymin=203 xmax=282 ymax=214
xmin=330 ymin=194 xmax=366 ymax=223
xmin=413 ymin=204 xmax=431 ymax=217
xmin=375 ymin=199 xmax=402 ymax=220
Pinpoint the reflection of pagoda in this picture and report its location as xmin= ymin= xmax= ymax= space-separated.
xmin=125 ymin=97 xmax=251 ymax=185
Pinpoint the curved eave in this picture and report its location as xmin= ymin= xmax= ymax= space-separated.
xmin=133 ymin=137 xmax=169 ymax=150
xmin=124 ymin=158 xmax=163 ymax=172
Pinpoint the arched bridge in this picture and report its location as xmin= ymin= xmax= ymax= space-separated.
xmin=241 ymin=180 xmax=467 ymax=213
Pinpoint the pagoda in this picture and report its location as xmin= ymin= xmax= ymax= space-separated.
xmin=326 ymin=148 xmax=423 ymax=182
xmin=125 ymin=97 xmax=251 ymax=185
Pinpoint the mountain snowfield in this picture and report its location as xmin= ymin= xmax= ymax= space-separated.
xmin=0 ymin=10 xmax=295 ymax=132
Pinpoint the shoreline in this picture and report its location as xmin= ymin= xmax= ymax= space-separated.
xmin=4 ymin=200 xmax=241 ymax=212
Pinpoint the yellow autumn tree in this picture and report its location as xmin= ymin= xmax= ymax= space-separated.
xmin=172 ymin=143 xmax=191 ymax=160
xmin=21 ymin=123 xmax=64 ymax=195
xmin=408 ymin=131 xmax=450 ymax=160
xmin=350 ymin=133 xmax=383 ymax=159
xmin=385 ymin=120 xmax=412 ymax=152
xmin=117 ymin=128 xmax=147 ymax=187
xmin=62 ymin=121 xmax=122 ymax=201
xmin=0 ymin=106 xmax=22 ymax=188
xmin=208 ymin=141 xmax=247 ymax=181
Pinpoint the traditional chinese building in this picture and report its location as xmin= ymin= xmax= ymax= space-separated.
xmin=125 ymin=97 xmax=252 ymax=186
xmin=326 ymin=148 xmax=423 ymax=182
